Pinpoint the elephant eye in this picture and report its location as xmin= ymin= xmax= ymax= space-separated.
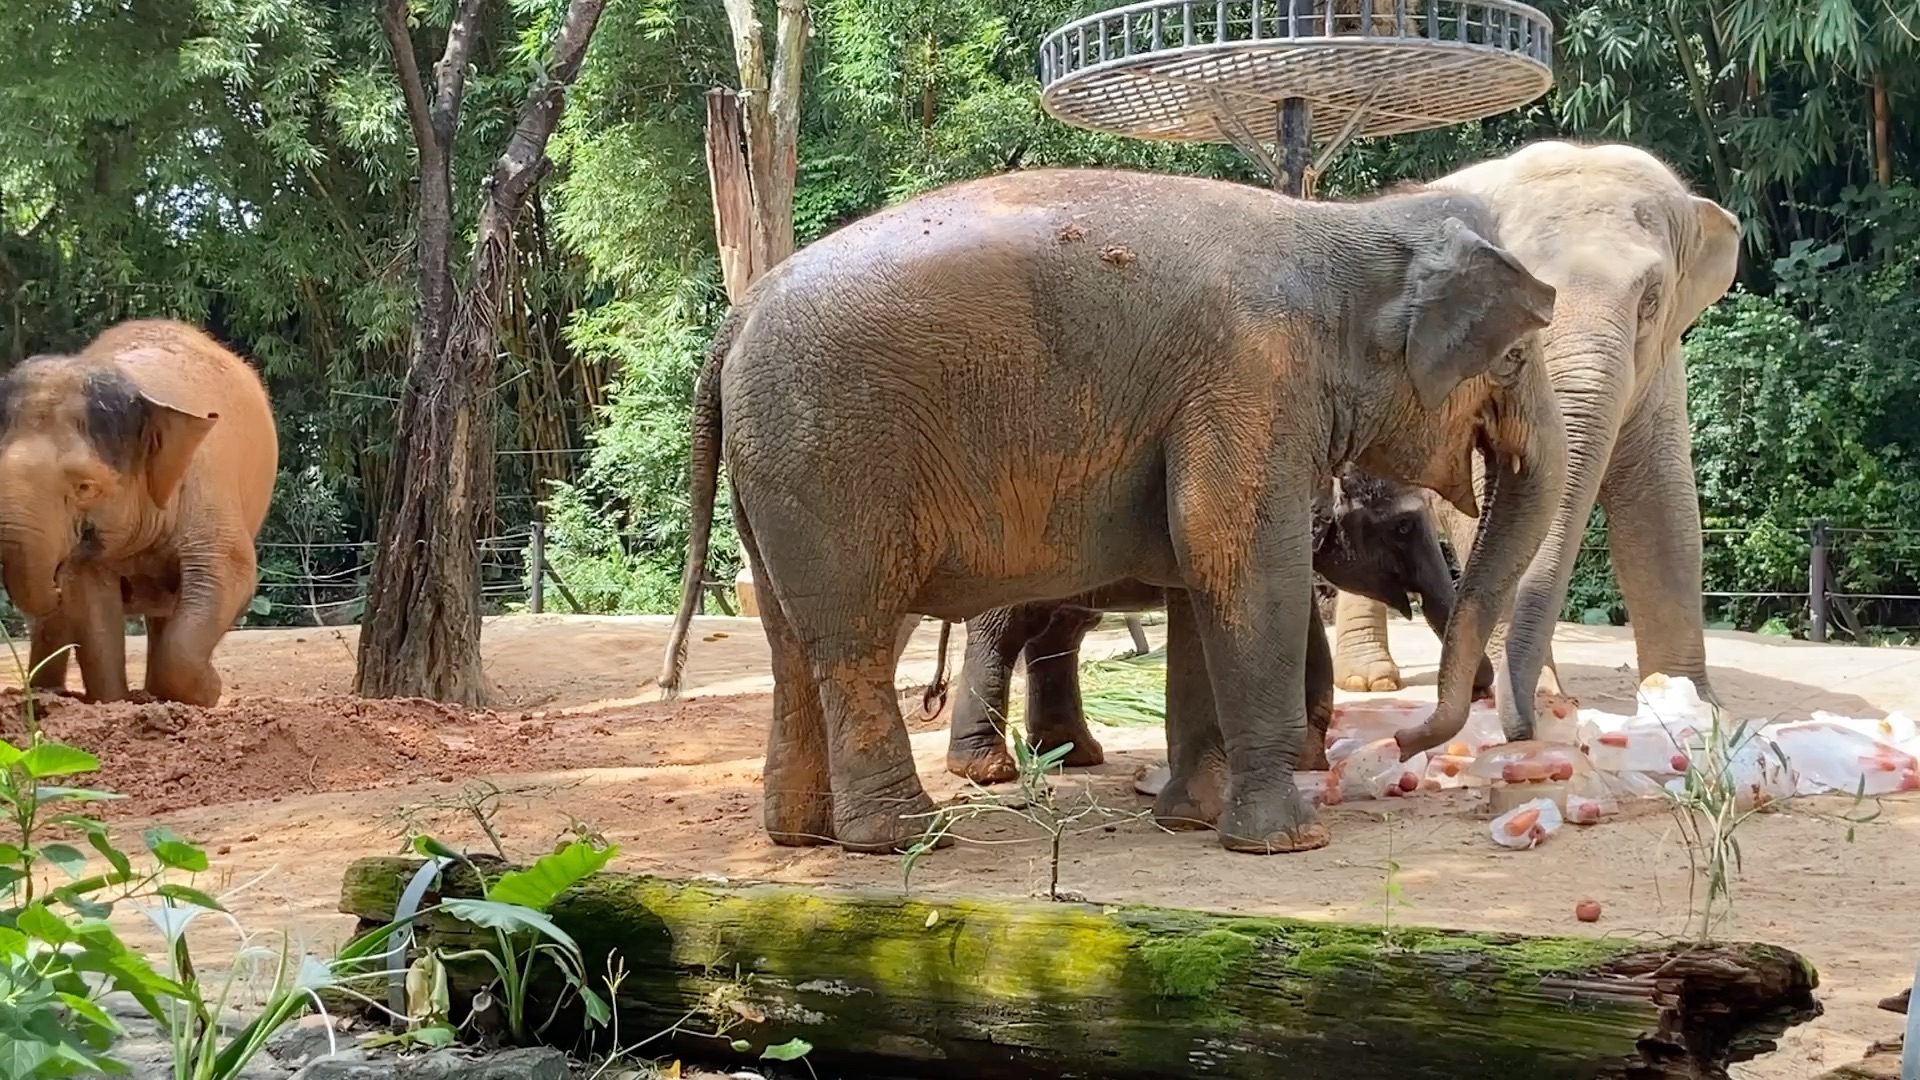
xmin=1638 ymin=283 xmax=1662 ymax=323
xmin=73 ymin=479 xmax=101 ymax=502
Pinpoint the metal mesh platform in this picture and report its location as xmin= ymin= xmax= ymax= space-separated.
xmin=1038 ymin=0 xmax=1553 ymax=145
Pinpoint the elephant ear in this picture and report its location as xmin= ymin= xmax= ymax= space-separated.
xmin=1403 ymin=218 xmax=1557 ymax=411
xmin=140 ymin=393 xmax=219 ymax=507
xmin=1673 ymin=196 xmax=1741 ymax=330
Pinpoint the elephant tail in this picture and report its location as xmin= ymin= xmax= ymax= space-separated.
xmin=658 ymin=310 xmax=740 ymax=701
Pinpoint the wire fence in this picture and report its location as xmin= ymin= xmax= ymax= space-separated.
xmin=1561 ymin=519 xmax=1920 ymax=642
xmin=246 ymin=516 xmax=1920 ymax=642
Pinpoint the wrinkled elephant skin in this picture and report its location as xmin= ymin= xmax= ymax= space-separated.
xmin=662 ymin=169 xmax=1566 ymax=855
xmin=0 ymin=320 xmax=278 ymax=706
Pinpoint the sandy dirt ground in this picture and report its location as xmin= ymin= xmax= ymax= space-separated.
xmin=4 ymin=613 xmax=1916 ymax=1078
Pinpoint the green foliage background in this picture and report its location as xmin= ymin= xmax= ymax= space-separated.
xmin=4 ymin=0 xmax=1919 ymax=637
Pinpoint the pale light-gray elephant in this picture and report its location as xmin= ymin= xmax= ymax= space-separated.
xmin=660 ymin=168 xmax=1566 ymax=855
xmin=1335 ymin=142 xmax=1741 ymax=750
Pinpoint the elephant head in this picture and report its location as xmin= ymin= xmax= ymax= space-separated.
xmin=0 ymin=355 xmax=217 ymax=616
xmin=1340 ymin=193 xmax=1567 ymax=759
xmin=1316 ymin=464 xmax=1494 ymax=695
xmin=1398 ymin=142 xmax=1741 ymax=748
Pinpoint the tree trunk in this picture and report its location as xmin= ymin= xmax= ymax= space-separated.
xmin=706 ymin=0 xmax=809 ymax=301
xmin=340 ymin=856 xmax=1822 ymax=1080
xmin=1871 ymin=73 xmax=1892 ymax=189
xmin=358 ymin=0 xmax=611 ymax=704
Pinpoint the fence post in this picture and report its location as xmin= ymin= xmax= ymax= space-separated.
xmin=1808 ymin=518 xmax=1829 ymax=643
xmin=529 ymin=521 xmax=545 ymax=615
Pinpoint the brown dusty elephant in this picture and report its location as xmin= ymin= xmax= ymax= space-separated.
xmin=1332 ymin=142 xmax=1741 ymax=751
xmin=659 ymin=168 xmax=1566 ymax=855
xmin=0 ymin=319 xmax=277 ymax=705
xmin=944 ymin=464 xmax=1493 ymax=785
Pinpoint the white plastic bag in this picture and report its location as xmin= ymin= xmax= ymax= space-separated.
xmin=1809 ymin=710 xmax=1919 ymax=747
xmin=1768 ymin=720 xmax=1920 ymax=797
xmin=1325 ymin=738 xmax=1425 ymax=804
xmin=1133 ymin=760 xmax=1171 ymax=797
xmin=1488 ymin=796 xmax=1562 ymax=849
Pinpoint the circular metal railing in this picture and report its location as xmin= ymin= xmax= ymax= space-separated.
xmin=1038 ymin=0 xmax=1553 ymax=145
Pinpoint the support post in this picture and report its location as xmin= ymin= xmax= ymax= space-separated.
xmin=1272 ymin=0 xmax=1315 ymax=196
xmin=529 ymin=521 xmax=545 ymax=615
xmin=1277 ymin=98 xmax=1312 ymax=196
xmin=1809 ymin=518 xmax=1830 ymax=643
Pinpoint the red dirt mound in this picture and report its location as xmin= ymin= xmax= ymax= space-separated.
xmin=0 ymin=690 xmax=583 ymax=814
xmin=0 ymin=682 xmax=944 ymax=816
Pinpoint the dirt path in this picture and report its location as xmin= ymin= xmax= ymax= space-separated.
xmin=6 ymin=614 xmax=1916 ymax=1078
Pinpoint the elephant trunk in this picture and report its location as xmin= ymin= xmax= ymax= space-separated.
xmin=1396 ymin=373 xmax=1568 ymax=759
xmin=1491 ymin=328 xmax=1634 ymax=740
xmin=0 ymin=528 xmax=69 ymax=619
xmin=1416 ymin=565 xmax=1495 ymax=697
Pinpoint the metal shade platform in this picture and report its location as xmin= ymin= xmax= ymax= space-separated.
xmin=1039 ymin=0 xmax=1553 ymax=149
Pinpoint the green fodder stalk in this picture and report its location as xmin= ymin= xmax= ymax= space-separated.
xmin=1077 ymin=646 xmax=1168 ymax=726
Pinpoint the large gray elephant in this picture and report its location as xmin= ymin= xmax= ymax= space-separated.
xmin=659 ymin=168 xmax=1566 ymax=855
xmin=944 ymin=464 xmax=1492 ymax=785
xmin=1330 ymin=142 xmax=1741 ymax=749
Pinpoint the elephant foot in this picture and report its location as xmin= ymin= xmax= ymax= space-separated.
xmin=1334 ymin=655 xmax=1402 ymax=693
xmin=1031 ymin=725 xmax=1105 ymax=769
xmin=763 ymin=787 xmax=835 ymax=848
xmin=1152 ymin=755 xmax=1228 ymax=832
xmin=946 ymin=744 xmax=1019 ymax=785
xmin=1218 ymin=784 xmax=1330 ymax=854
xmin=833 ymin=776 xmax=944 ymax=855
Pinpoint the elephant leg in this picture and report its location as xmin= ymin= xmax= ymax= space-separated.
xmin=1172 ymin=458 xmax=1324 ymax=854
xmin=1151 ymin=591 xmax=1228 ymax=831
xmin=1021 ymin=605 xmax=1106 ymax=768
xmin=810 ymin=623 xmax=936 ymax=853
xmin=27 ymin=612 xmax=75 ymax=692
xmin=1331 ymin=591 xmax=1401 ymax=692
xmin=747 ymin=526 xmax=836 ymax=847
xmin=143 ymin=547 xmax=252 ymax=707
xmin=1302 ymin=603 xmax=1333 ymax=772
xmin=66 ymin=573 xmax=129 ymax=704
xmin=945 ymin=604 xmax=1048 ymax=784
xmin=1599 ymin=366 xmax=1712 ymax=696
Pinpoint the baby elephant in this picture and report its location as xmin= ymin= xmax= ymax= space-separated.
xmin=0 ymin=320 xmax=277 ymax=705
xmin=945 ymin=466 xmax=1494 ymax=783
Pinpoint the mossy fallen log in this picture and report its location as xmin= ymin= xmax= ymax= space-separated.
xmin=340 ymin=856 xmax=1820 ymax=1080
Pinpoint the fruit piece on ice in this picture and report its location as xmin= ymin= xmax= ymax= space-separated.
xmin=1578 ymin=708 xmax=1697 ymax=775
xmin=1769 ymin=720 xmax=1920 ymax=797
xmin=1327 ymin=738 xmax=1424 ymax=802
xmin=1469 ymin=740 xmax=1588 ymax=784
xmin=1566 ymin=794 xmax=1606 ymax=825
xmin=1327 ymin=700 xmax=1433 ymax=745
xmin=1489 ymin=797 xmax=1563 ymax=849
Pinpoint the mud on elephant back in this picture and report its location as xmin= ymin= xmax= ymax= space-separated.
xmin=660 ymin=167 xmax=1567 ymax=856
xmin=0 ymin=319 xmax=277 ymax=707
xmin=1326 ymin=142 xmax=1742 ymax=737
xmin=941 ymin=463 xmax=1496 ymax=788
